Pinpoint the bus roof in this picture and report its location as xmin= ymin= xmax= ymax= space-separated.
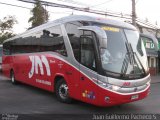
xmin=54 ymin=15 xmax=136 ymax=30
xmin=4 ymin=15 xmax=136 ymax=43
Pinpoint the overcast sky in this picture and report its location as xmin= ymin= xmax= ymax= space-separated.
xmin=0 ymin=0 xmax=160 ymax=34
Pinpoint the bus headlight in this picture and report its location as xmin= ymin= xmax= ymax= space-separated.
xmin=112 ymin=85 xmax=120 ymax=91
xmin=96 ymin=80 xmax=120 ymax=91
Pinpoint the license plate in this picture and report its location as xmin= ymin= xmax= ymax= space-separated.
xmin=131 ymin=94 xmax=139 ymax=100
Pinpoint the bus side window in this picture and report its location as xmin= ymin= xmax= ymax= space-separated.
xmin=65 ymin=21 xmax=87 ymax=62
xmin=65 ymin=22 xmax=97 ymax=71
xmin=39 ymin=26 xmax=67 ymax=56
xmin=3 ymin=41 xmax=11 ymax=55
xmin=80 ymin=31 xmax=97 ymax=71
xmin=68 ymin=35 xmax=80 ymax=61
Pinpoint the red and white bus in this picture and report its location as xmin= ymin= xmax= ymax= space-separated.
xmin=2 ymin=15 xmax=150 ymax=106
xmin=0 ymin=44 xmax=3 ymax=70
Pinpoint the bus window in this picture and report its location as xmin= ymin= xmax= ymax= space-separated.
xmin=3 ymin=42 xmax=11 ymax=55
xmin=65 ymin=21 xmax=89 ymax=61
xmin=65 ymin=22 xmax=97 ymax=71
xmin=5 ymin=26 xmax=67 ymax=56
xmin=80 ymin=31 xmax=97 ymax=71
xmin=38 ymin=26 xmax=67 ymax=56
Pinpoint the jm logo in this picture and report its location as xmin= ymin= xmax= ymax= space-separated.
xmin=29 ymin=55 xmax=51 ymax=78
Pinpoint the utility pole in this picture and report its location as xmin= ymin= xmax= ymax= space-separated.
xmin=132 ymin=0 xmax=136 ymax=26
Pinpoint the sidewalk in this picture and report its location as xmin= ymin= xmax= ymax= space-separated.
xmin=151 ymin=75 xmax=160 ymax=84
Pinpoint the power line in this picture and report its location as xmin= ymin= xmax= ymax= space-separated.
xmin=0 ymin=1 xmax=31 ymax=9
xmin=18 ymin=0 xmax=158 ymax=29
xmin=56 ymin=0 xmax=89 ymax=7
xmin=1 ymin=0 xmax=159 ymax=29
xmin=0 ymin=1 xmax=72 ymax=14
xmin=90 ymin=0 xmax=113 ymax=8
xmin=136 ymin=18 xmax=159 ymax=29
xmin=17 ymin=0 xmax=132 ymax=19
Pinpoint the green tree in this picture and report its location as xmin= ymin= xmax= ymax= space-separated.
xmin=0 ymin=16 xmax=17 ymax=44
xmin=28 ymin=0 xmax=49 ymax=28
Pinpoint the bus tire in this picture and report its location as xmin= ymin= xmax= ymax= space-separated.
xmin=10 ymin=70 xmax=17 ymax=84
xmin=55 ymin=78 xmax=72 ymax=103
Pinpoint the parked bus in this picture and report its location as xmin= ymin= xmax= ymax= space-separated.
xmin=0 ymin=45 xmax=3 ymax=70
xmin=2 ymin=15 xmax=150 ymax=106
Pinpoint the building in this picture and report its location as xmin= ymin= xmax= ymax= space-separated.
xmin=129 ymin=21 xmax=160 ymax=75
xmin=140 ymin=33 xmax=159 ymax=75
xmin=157 ymin=38 xmax=160 ymax=73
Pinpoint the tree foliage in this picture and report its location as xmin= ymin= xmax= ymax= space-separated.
xmin=28 ymin=0 xmax=49 ymax=28
xmin=0 ymin=16 xmax=17 ymax=44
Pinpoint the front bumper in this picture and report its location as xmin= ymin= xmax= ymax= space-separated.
xmin=96 ymin=85 xmax=150 ymax=107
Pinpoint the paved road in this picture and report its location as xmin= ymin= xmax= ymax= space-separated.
xmin=0 ymin=74 xmax=159 ymax=115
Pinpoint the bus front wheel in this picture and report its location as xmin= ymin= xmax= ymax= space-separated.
xmin=55 ymin=79 xmax=72 ymax=103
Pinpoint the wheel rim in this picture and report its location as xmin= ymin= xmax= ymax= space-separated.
xmin=59 ymin=83 xmax=68 ymax=99
xmin=11 ymin=73 xmax=14 ymax=83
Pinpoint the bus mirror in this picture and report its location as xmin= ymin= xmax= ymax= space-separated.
xmin=78 ymin=26 xmax=107 ymax=48
xmin=101 ymin=37 xmax=107 ymax=49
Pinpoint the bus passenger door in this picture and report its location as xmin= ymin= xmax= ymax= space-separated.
xmin=64 ymin=23 xmax=98 ymax=101
xmin=79 ymin=31 xmax=99 ymax=103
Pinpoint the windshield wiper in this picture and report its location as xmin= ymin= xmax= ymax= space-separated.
xmin=134 ymin=52 xmax=146 ymax=75
xmin=120 ymin=42 xmax=133 ymax=77
xmin=128 ymin=42 xmax=146 ymax=74
xmin=121 ymin=53 xmax=129 ymax=77
xmin=121 ymin=42 xmax=146 ymax=78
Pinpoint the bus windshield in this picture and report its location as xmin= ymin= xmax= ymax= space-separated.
xmin=98 ymin=26 xmax=148 ymax=79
